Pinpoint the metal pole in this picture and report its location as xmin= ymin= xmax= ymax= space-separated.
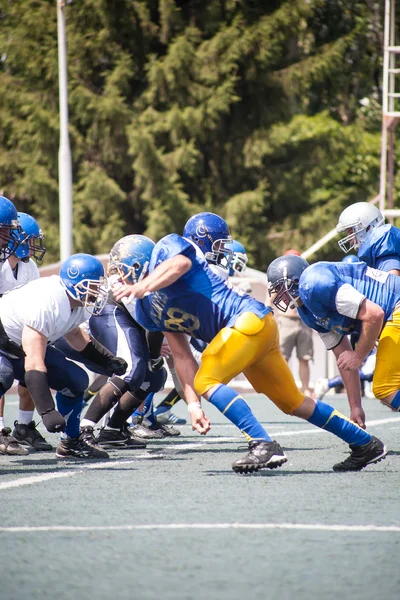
xmin=57 ymin=0 xmax=73 ymax=261
xmin=380 ymin=0 xmax=391 ymax=213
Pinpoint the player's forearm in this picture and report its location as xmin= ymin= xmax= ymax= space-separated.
xmin=355 ymin=318 xmax=383 ymax=362
xmin=141 ymin=255 xmax=192 ymax=293
xmin=173 ymin=353 xmax=201 ymax=406
xmin=338 ymin=365 xmax=363 ymax=411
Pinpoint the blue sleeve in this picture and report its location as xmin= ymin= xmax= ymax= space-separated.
xmin=190 ymin=337 xmax=207 ymax=353
xmin=358 ymin=226 xmax=400 ymax=267
xmin=299 ymin=265 xmax=339 ymax=318
xmin=375 ymin=254 xmax=400 ymax=272
xmin=150 ymin=234 xmax=197 ymax=271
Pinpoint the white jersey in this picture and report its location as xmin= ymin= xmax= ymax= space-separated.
xmin=0 ymin=275 xmax=87 ymax=345
xmin=0 ymin=259 xmax=39 ymax=296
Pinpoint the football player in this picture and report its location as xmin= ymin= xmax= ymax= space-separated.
xmin=267 ymin=253 xmax=399 ymax=446
xmin=111 ymin=216 xmax=385 ymax=474
xmin=0 ymin=253 xmax=127 ymax=459
xmin=336 ymin=202 xmax=400 ymax=274
xmin=0 ymin=212 xmax=53 ymax=452
xmin=76 ymin=235 xmax=175 ymax=449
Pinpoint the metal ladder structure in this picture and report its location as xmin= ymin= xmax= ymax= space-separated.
xmin=303 ymin=0 xmax=400 ymax=260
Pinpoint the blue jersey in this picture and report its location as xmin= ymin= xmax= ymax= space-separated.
xmin=129 ymin=233 xmax=271 ymax=343
xmin=298 ymin=262 xmax=400 ymax=339
xmin=358 ymin=224 xmax=400 ymax=272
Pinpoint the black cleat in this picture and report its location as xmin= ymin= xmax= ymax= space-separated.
xmin=333 ymin=435 xmax=388 ymax=472
xmin=232 ymin=440 xmax=287 ymax=474
xmin=130 ymin=423 xmax=165 ymax=440
xmin=12 ymin=420 xmax=53 ymax=451
xmin=56 ymin=435 xmax=109 ymax=459
xmin=96 ymin=424 xmax=147 ymax=449
xmin=0 ymin=427 xmax=29 ymax=456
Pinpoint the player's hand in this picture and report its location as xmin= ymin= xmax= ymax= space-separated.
xmin=337 ymin=350 xmax=363 ymax=371
xmin=189 ymin=405 xmax=211 ymax=435
xmin=112 ymin=282 xmax=148 ymax=303
xmin=350 ymin=406 xmax=366 ymax=429
xmin=160 ymin=340 xmax=171 ymax=358
xmin=107 ymin=357 xmax=128 ymax=376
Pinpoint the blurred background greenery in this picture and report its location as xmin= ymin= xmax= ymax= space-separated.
xmin=0 ymin=0 xmax=392 ymax=266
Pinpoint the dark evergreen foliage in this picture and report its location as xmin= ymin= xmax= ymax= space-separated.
xmin=0 ymin=0 xmax=387 ymax=266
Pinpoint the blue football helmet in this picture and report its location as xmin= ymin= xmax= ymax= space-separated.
xmin=183 ymin=212 xmax=233 ymax=269
xmin=266 ymin=254 xmax=309 ymax=312
xmin=0 ymin=196 xmax=21 ymax=262
xmin=227 ymin=240 xmax=248 ymax=277
xmin=341 ymin=254 xmax=359 ymax=264
xmin=60 ymin=253 xmax=109 ymax=316
xmin=107 ymin=234 xmax=155 ymax=284
xmin=12 ymin=212 xmax=46 ymax=264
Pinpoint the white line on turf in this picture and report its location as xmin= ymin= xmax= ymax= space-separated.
xmin=0 ymin=415 xmax=399 ymax=491
xmin=0 ymin=455 xmax=157 ymax=490
xmin=0 ymin=523 xmax=399 ymax=533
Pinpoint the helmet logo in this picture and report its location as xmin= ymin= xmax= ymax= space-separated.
xmin=67 ymin=265 xmax=80 ymax=279
xmin=196 ymin=225 xmax=208 ymax=238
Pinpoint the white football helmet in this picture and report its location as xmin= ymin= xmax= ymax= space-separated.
xmin=336 ymin=202 xmax=384 ymax=253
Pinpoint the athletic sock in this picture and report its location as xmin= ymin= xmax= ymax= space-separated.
xmin=0 ymin=417 xmax=4 ymax=429
xmin=209 ymin=385 xmax=271 ymax=442
xmin=307 ymin=401 xmax=371 ymax=446
xmin=327 ymin=376 xmax=342 ymax=389
xmin=132 ymin=393 xmax=156 ymax=425
xmin=56 ymin=392 xmax=84 ymax=438
xmin=156 ymin=388 xmax=182 ymax=409
xmin=390 ymin=390 xmax=400 ymax=411
xmin=18 ymin=409 xmax=34 ymax=425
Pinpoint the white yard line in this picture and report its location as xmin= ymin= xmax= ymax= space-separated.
xmin=0 ymin=415 xmax=399 ymax=492
xmin=0 ymin=523 xmax=399 ymax=533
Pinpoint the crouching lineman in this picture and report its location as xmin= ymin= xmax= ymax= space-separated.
xmin=0 ymin=253 xmax=128 ymax=460
xmin=112 ymin=214 xmax=386 ymax=474
xmin=76 ymin=235 xmax=170 ymax=449
xmin=266 ymin=253 xmax=399 ymax=458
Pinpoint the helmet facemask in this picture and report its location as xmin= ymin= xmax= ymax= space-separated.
xmin=107 ymin=258 xmax=150 ymax=285
xmin=72 ymin=277 xmax=110 ymax=315
xmin=230 ymin=252 xmax=248 ymax=276
xmin=268 ymin=271 xmax=301 ymax=312
xmin=205 ymin=238 xmax=233 ymax=271
xmin=0 ymin=222 xmax=21 ymax=262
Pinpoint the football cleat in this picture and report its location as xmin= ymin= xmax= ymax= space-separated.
xmin=154 ymin=407 xmax=187 ymax=425
xmin=56 ymin=434 xmax=109 ymax=460
xmin=0 ymin=427 xmax=29 ymax=456
xmin=232 ymin=440 xmax=287 ymax=474
xmin=96 ymin=424 xmax=147 ymax=449
xmin=12 ymin=420 xmax=53 ymax=451
xmin=130 ymin=423 xmax=165 ymax=440
xmin=332 ymin=436 xmax=387 ymax=472
xmin=314 ymin=378 xmax=330 ymax=400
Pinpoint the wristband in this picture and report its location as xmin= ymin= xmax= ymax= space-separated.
xmin=187 ymin=401 xmax=202 ymax=414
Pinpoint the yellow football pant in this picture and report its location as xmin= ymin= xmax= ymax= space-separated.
xmin=373 ymin=308 xmax=400 ymax=400
xmin=194 ymin=312 xmax=305 ymax=414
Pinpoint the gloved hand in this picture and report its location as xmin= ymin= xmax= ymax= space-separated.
xmin=42 ymin=409 xmax=66 ymax=433
xmin=106 ymin=357 xmax=128 ymax=376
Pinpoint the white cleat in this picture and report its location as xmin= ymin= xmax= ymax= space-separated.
xmin=314 ymin=377 xmax=330 ymax=400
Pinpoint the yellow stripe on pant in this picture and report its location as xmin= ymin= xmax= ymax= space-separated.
xmin=373 ymin=308 xmax=400 ymax=399
xmin=193 ymin=312 xmax=304 ymax=414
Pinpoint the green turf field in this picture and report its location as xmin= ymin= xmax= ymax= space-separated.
xmin=1 ymin=393 xmax=399 ymax=600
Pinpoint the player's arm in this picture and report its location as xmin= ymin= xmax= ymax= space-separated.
xmin=113 ymin=254 xmax=192 ymax=302
xmin=164 ymin=331 xmax=211 ymax=435
xmin=21 ymin=325 xmax=65 ymax=433
xmin=64 ymin=327 xmax=127 ymax=376
xmin=337 ymin=298 xmax=384 ymax=372
xmin=331 ymin=336 xmax=366 ymax=428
